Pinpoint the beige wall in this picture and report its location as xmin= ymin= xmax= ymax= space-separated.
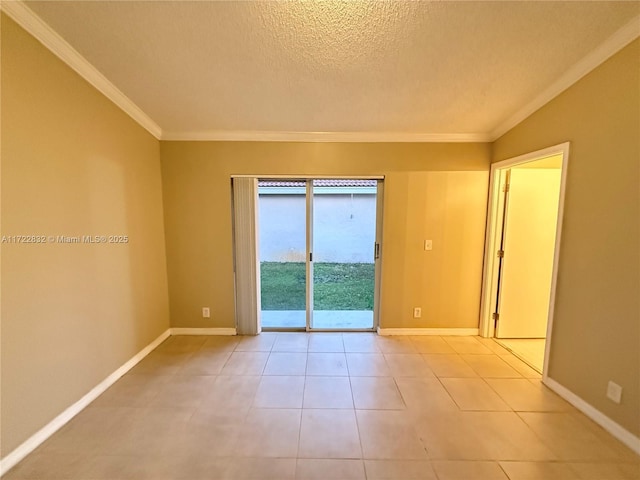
xmin=160 ymin=142 xmax=490 ymax=330
xmin=493 ymin=39 xmax=639 ymax=436
xmin=1 ymin=15 xmax=170 ymax=455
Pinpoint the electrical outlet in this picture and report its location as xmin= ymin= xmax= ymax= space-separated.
xmin=413 ymin=307 xmax=422 ymax=318
xmin=606 ymin=381 xmax=622 ymax=404
xmin=202 ymin=307 xmax=211 ymax=318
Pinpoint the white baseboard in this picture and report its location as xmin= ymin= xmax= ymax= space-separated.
xmin=0 ymin=329 xmax=171 ymax=477
xmin=377 ymin=327 xmax=480 ymax=336
xmin=169 ymin=327 xmax=237 ymax=336
xmin=544 ymin=376 xmax=640 ymax=455
xmin=1 ymin=327 xmax=240 ymax=476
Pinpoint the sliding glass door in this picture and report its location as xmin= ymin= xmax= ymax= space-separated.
xmin=258 ymin=180 xmax=307 ymax=329
xmin=254 ymin=178 xmax=382 ymax=331
xmin=310 ymin=180 xmax=378 ymax=329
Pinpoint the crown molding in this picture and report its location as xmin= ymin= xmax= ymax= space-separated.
xmin=3 ymin=1 xmax=637 ymax=145
xmin=161 ymin=130 xmax=492 ymax=143
xmin=1 ymin=0 xmax=163 ymax=139
xmin=491 ymin=14 xmax=640 ymax=141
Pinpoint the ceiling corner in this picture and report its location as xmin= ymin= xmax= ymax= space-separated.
xmin=2 ymin=0 xmax=163 ymax=139
xmin=490 ymin=14 xmax=640 ymax=142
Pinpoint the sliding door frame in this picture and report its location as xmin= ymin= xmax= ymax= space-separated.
xmin=232 ymin=175 xmax=384 ymax=333
xmin=305 ymin=180 xmax=314 ymax=331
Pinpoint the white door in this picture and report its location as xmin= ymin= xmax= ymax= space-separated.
xmin=496 ymin=168 xmax=561 ymax=338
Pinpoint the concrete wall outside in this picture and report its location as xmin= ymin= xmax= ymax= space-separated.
xmin=258 ymin=193 xmax=376 ymax=263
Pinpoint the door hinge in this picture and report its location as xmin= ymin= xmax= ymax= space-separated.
xmin=374 ymin=243 xmax=380 ymax=260
xmin=503 ymin=182 xmax=510 ymax=193
xmin=309 ymin=252 xmax=313 ymax=262
xmin=497 ymin=250 xmax=504 ymax=258
xmin=492 ymin=312 xmax=499 ymax=328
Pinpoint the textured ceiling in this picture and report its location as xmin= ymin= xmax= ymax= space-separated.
xmin=23 ymin=1 xmax=640 ymax=138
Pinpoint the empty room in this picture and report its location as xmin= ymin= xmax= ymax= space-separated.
xmin=1 ymin=1 xmax=639 ymax=479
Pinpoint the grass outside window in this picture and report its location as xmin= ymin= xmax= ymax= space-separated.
xmin=260 ymin=262 xmax=374 ymax=310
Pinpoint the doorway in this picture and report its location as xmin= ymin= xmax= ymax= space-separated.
xmin=233 ymin=177 xmax=383 ymax=333
xmin=480 ymin=143 xmax=569 ymax=375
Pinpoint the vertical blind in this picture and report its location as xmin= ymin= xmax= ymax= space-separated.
xmin=232 ymin=177 xmax=261 ymax=335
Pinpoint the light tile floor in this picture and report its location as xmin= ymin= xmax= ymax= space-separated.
xmin=495 ymin=339 xmax=546 ymax=373
xmin=5 ymin=334 xmax=639 ymax=480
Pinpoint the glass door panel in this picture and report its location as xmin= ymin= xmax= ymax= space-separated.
xmin=311 ymin=179 xmax=377 ymax=330
xmin=258 ymin=180 xmax=307 ymax=329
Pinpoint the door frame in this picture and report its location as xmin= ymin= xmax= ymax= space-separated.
xmin=478 ymin=142 xmax=570 ymax=377
xmin=306 ymin=178 xmax=384 ymax=332
xmin=233 ymin=175 xmax=384 ymax=333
